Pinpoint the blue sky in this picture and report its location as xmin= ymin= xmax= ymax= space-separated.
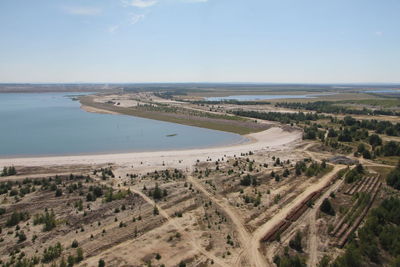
xmin=0 ymin=0 xmax=399 ymax=83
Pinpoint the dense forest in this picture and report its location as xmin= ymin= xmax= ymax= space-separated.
xmin=190 ymin=100 xmax=272 ymax=106
xmin=339 ymin=116 xmax=400 ymax=137
xmin=232 ymin=110 xmax=327 ymax=124
xmin=233 ymin=111 xmax=400 ymax=157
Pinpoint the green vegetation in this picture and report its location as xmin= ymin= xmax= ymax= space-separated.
xmin=80 ymin=96 xmax=262 ymax=134
xmin=344 ymin=165 xmax=364 ymax=184
xmin=6 ymin=211 xmax=30 ymax=227
xmin=232 ymin=110 xmax=327 ymax=124
xmin=93 ymin=167 xmax=115 ymax=179
xmin=33 ymin=209 xmax=57 ymax=231
xmin=289 ymin=231 xmax=303 ymax=252
xmin=149 ymin=183 xmax=167 ymax=200
xmin=340 ymin=116 xmax=400 ymax=137
xmin=42 ymin=242 xmax=63 ymax=263
xmin=305 ymin=161 xmax=328 ymax=177
xmin=273 ymin=253 xmax=306 ymax=267
xmin=1 ymin=166 xmax=17 ymax=176
xmin=86 ymin=186 xmax=104 ymax=201
xmin=320 ymin=198 xmax=335 ymax=216
xmin=386 ymin=162 xmax=400 ymax=190
xmin=276 ymin=101 xmax=400 ymax=116
xmin=339 ymin=99 xmax=400 ymax=108
xmin=331 ymin=197 xmax=400 ymax=266
xmin=104 ymin=189 xmax=130 ymax=202
xmin=190 ymin=99 xmax=272 ymax=105
xmin=240 ymin=174 xmax=257 ymax=186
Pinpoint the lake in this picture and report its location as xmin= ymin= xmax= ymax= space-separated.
xmin=0 ymin=93 xmax=246 ymax=156
xmin=205 ymin=93 xmax=335 ymax=101
xmin=364 ymin=89 xmax=400 ymax=93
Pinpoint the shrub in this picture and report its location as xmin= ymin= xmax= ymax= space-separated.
xmin=320 ymin=198 xmax=335 ymax=216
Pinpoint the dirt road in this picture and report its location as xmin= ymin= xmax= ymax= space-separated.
xmin=187 ymin=175 xmax=256 ymax=267
xmin=307 ymin=178 xmax=344 ymax=266
xmin=250 ymin=165 xmax=346 ymax=265
xmin=127 ymin=186 xmax=231 ymax=267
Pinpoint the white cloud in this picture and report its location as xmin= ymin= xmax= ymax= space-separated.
xmin=130 ymin=14 xmax=146 ymax=24
xmin=64 ymin=7 xmax=102 ymax=16
xmin=122 ymin=0 xmax=158 ymax=8
xmin=375 ymin=31 xmax=384 ymax=36
xmin=107 ymin=25 xmax=120 ymax=33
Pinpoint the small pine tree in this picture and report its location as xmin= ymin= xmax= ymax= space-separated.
xmin=153 ymin=205 xmax=159 ymax=216
xmin=71 ymin=240 xmax=79 ymax=248
xmin=320 ymin=198 xmax=335 ymax=216
xmin=75 ymin=248 xmax=84 ymax=263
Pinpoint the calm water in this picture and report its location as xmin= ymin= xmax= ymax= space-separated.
xmin=206 ymin=93 xmax=334 ymax=101
xmin=0 ymin=93 xmax=245 ymax=156
xmin=364 ymin=89 xmax=400 ymax=93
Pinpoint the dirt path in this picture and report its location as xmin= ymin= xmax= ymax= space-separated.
xmin=127 ymin=186 xmax=230 ymax=267
xmin=307 ymin=177 xmax=344 ymax=266
xmin=187 ymin=175 xmax=256 ymax=267
xmin=250 ymin=165 xmax=346 ymax=265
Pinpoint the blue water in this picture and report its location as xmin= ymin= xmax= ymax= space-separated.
xmin=364 ymin=89 xmax=400 ymax=93
xmin=206 ymin=93 xmax=334 ymax=101
xmin=0 ymin=93 xmax=245 ymax=156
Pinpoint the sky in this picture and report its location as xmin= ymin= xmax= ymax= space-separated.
xmin=0 ymin=0 xmax=399 ymax=83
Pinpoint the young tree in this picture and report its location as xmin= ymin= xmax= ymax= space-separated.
xmin=369 ymin=134 xmax=382 ymax=147
xmin=320 ymin=198 xmax=335 ymax=216
xmin=75 ymin=248 xmax=84 ymax=263
xmin=152 ymin=183 xmax=163 ymax=200
xmin=386 ymin=162 xmax=400 ymax=190
xmin=289 ymin=231 xmax=302 ymax=252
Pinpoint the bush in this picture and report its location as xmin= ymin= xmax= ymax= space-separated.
xmin=345 ymin=167 xmax=363 ymax=184
xmin=18 ymin=231 xmax=27 ymax=243
xmin=387 ymin=163 xmax=400 ymax=190
xmin=369 ymin=134 xmax=382 ymax=147
xmin=320 ymin=198 xmax=335 ymax=216
xmin=33 ymin=210 xmax=57 ymax=231
xmin=289 ymin=231 xmax=303 ymax=252
xmin=42 ymin=242 xmax=63 ymax=263
xmin=55 ymin=188 xmax=62 ymax=197
xmin=6 ymin=211 xmax=29 ymax=227
xmin=71 ymin=240 xmax=79 ymax=248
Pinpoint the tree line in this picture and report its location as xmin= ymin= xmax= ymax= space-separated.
xmin=276 ymin=101 xmax=400 ymax=117
xmin=232 ymin=110 xmax=327 ymax=124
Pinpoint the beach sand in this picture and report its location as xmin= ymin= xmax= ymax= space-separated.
xmin=0 ymin=127 xmax=302 ymax=170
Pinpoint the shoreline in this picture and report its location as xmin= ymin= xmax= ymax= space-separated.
xmin=0 ymin=127 xmax=302 ymax=168
xmin=0 ymin=133 xmax=250 ymax=160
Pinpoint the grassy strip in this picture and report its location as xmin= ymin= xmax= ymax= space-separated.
xmin=80 ymin=96 xmax=263 ymax=135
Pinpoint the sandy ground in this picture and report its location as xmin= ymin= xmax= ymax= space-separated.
xmin=254 ymin=165 xmax=347 ymax=265
xmin=0 ymin=127 xmax=302 ymax=169
xmin=81 ymin=104 xmax=118 ymax=115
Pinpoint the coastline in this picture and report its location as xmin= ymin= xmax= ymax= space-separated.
xmin=0 ymin=131 xmax=250 ymax=160
xmin=0 ymin=127 xmax=302 ymax=168
xmin=0 ymin=94 xmax=302 ymax=168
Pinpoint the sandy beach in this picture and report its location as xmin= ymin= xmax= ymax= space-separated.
xmin=0 ymin=127 xmax=302 ymax=169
